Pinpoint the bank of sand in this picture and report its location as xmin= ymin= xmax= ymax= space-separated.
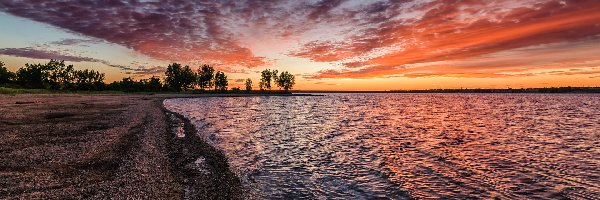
xmin=0 ymin=94 xmax=244 ymax=199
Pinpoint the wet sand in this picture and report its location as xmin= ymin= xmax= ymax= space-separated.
xmin=0 ymin=94 xmax=251 ymax=199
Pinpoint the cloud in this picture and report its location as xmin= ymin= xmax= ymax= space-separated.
xmin=0 ymin=0 xmax=273 ymax=68
xmin=50 ymin=39 xmax=100 ymax=46
xmin=294 ymin=0 xmax=600 ymax=79
xmin=0 ymin=0 xmax=390 ymax=69
xmin=123 ymin=66 xmax=165 ymax=76
xmin=314 ymin=81 xmax=338 ymax=86
xmin=1 ymin=0 xmax=600 ymax=80
xmin=0 ymin=47 xmax=164 ymax=76
xmin=0 ymin=47 xmax=101 ymax=62
xmin=305 ymin=38 xmax=600 ymax=79
xmin=306 ymin=0 xmax=344 ymax=21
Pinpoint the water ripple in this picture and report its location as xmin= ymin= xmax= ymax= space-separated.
xmin=164 ymin=94 xmax=600 ymax=199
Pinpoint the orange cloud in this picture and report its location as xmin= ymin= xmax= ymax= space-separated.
xmin=299 ymin=0 xmax=600 ymax=79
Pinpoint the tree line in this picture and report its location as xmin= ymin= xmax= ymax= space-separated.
xmin=0 ymin=60 xmax=105 ymax=91
xmin=0 ymin=60 xmax=295 ymax=93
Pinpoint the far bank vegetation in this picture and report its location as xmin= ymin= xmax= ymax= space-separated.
xmin=0 ymin=60 xmax=295 ymax=93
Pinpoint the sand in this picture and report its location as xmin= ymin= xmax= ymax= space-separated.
xmin=0 ymin=94 xmax=244 ymax=199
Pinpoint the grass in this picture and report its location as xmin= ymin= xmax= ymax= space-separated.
xmin=0 ymin=87 xmax=132 ymax=95
xmin=0 ymin=87 xmax=52 ymax=95
xmin=0 ymin=86 xmax=295 ymax=96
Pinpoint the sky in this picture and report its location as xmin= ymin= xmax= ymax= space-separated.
xmin=0 ymin=0 xmax=599 ymax=90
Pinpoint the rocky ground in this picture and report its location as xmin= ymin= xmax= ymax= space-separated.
xmin=0 ymin=94 xmax=243 ymax=199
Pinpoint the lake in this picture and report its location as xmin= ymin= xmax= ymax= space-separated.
xmin=164 ymin=94 xmax=600 ymax=199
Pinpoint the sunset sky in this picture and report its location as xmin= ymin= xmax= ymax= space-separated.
xmin=1 ymin=0 xmax=599 ymax=90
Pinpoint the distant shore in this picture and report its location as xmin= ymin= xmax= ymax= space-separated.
xmin=295 ymin=87 xmax=600 ymax=93
xmin=0 ymin=93 xmax=308 ymax=199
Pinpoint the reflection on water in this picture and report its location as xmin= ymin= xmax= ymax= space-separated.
xmin=164 ymin=94 xmax=600 ymax=199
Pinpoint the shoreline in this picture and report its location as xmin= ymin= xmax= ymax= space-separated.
xmin=164 ymin=107 xmax=244 ymax=199
xmin=0 ymin=93 xmax=268 ymax=199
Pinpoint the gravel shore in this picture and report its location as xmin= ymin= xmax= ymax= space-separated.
xmin=0 ymin=94 xmax=243 ymax=199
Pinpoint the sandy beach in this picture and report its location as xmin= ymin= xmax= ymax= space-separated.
xmin=0 ymin=94 xmax=247 ymax=199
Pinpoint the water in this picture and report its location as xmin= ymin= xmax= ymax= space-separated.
xmin=164 ymin=94 xmax=600 ymax=199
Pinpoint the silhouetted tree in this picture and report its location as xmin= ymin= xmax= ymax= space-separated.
xmin=147 ymin=76 xmax=162 ymax=91
xmin=180 ymin=65 xmax=196 ymax=90
xmin=107 ymin=76 xmax=164 ymax=92
xmin=13 ymin=60 xmax=107 ymax=90
xmin=276 ymin=71 xmax=295 ymax=91
xmin=214 ymin=71 xmax=228 ymax=91
xmin=197 ymin=64 xmax=214 ymax=90
xmin=164 ymin=63 xmax=181 ymax=90
xmin=119 ymin=77 xmax=136 ymax=91
xmin=16 ymin=63 xmax=47 ymax=88
xmin=45 ymin=60 xmax=75 ymax=90
xmin=164 ymin=63 xmax=195 ymax=91
xmin=231 ymin=86 xmax=241 ymax=92
xmin=74 ymin=69 xmax=105 ymax=90
xmin=271 ymin=69 xmax=279 ymax=89
xmin=259 ymin=69 xmax=273 ymax=90
xmin=0 ymin=61 xmax=15 ymax=85
xmin=245 ymin=78 xmax=252 ymax=91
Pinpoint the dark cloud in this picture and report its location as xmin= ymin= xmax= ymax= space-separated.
xmin=306 ymin=0 xmax=345 ymax=20
xmin=0 ymin=0 xmax=371 ymax=69
xmin=0 ymin=47 xmax=164 ymax=76
xmin=0 ymin=47 xmax=101 ymax=62
xmin=0 ymin=0 xmax=276 ymax=68
xmin=50 ymin=39 xmax=100 ymax=46
xmin=123 ymin=66 xmax=165 ymax=76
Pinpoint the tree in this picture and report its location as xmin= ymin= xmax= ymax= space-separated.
xmin=45 ymin=60 xmax=75 ymax=90
xmin=164 ymin=63 xmax=181 ymax=90
xmin=180 ymin=65 xmax=196 ymax=90
xmin=164 ymin=63 xmax=195 ymax=91
xmin=197 ymin=64 xmax=214 ymax=90
xmin=214 ymin=71 xmax=228 ymax=91
xmin=13 ymin=60 xmax=106 ymax=90
xmin=276 ymin=71 xmax=295 ymax=91
xmin=245 ymin=78 xmax=252 ymax=91
xmin=0 ymin=61 xmax=15 ymax=85
xmin=271 ymin=69 xmax=279 ymax=89
xmin=107 ymin=76 xmax=163 ymax=92
xmin=74 ymin=69 xmax=105 ymax=90
xmin=120 ymin=77 xmax=136 ymax=91
xmin=16 ymin=63 xmax=47 ymax=88
xmin=147 ymin=76 xmax=162 ymax=91
xmin=106 ymin=77 xmax=136 ymax=92
xmin=259 ymin=69 xmax=272 ymax=90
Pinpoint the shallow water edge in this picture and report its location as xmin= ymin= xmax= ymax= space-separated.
xmin=163 ymin=102 xmax=245 ymax=200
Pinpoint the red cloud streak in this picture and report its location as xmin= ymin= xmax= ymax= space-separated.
xmin=297 ymin=0 xmax=600 ymax=79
